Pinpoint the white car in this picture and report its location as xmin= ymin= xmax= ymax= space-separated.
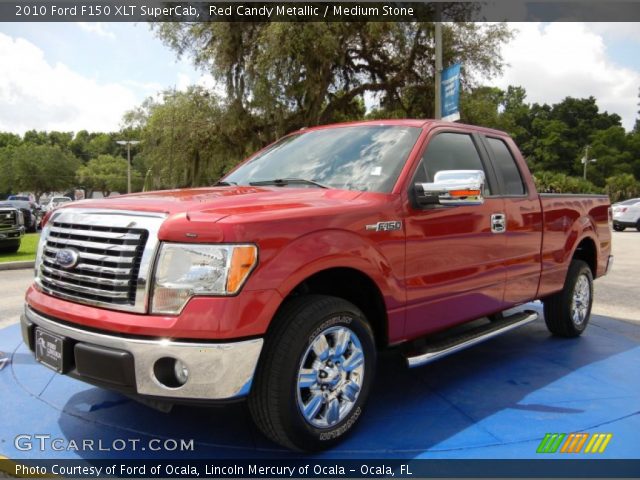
xmin=612 ymin=198 xmax=640 ymax=231
xmin=44 ymin=196 xmax=72 ymax=212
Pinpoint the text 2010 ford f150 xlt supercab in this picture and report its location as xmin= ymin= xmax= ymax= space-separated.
xmin=22 ymin=120 xmax=613 ymax=451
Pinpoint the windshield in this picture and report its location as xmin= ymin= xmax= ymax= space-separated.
xmin=224 ymin=125 xmax=421 ymax=193
xmin=7 ymin=201 xmax=30 ymax=208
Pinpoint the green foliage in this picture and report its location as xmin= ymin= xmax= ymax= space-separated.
xmin=459 ymin=86 xmax=638 ymax=190
xmin=76 ymin=154 xmax=141 ymax=197
xmin=0 ymin=132 xmax=21 ymax=149
xmin=533 ymin=171 xmax=601 ymax=194
xmin=605 ymin=173 xmax=640 ymax=203
xmin=0 ymin=144 xmax=80 ymax=201
xmin=152 ymin=21 xmax=510 ymax=157
xmin=124 ymin=87 xmax=242 ymax=189
xmin=22 ymin=130 xmax=74 ymax=150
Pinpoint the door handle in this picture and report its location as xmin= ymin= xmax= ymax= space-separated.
xmin=491 ymin=213 xmax=506 ymax=233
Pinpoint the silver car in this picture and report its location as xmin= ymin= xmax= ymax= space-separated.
xmin=612 ymin=198 xmax=640 ymax=231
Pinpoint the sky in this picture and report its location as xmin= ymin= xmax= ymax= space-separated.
xmin=0 ymin=22 xmax=639 ymax=135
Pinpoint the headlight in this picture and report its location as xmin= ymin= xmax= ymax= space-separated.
xmin=151 ymin=243 xmax=258 ymax=314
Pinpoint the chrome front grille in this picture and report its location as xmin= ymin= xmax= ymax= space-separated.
xmin=40 ymin=222 xmax=148 ymax=306
xmin=0 ymin=210 xmax=16 ymax=230
xmin=36 ymin=208 xmax=166 ymax=313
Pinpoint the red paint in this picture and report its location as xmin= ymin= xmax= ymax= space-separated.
xmin=28 ymin=120 xmax=612 ymax=345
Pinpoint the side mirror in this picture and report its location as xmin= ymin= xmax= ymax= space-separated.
xmin=415 ymin=170 xmax=485 ymax=206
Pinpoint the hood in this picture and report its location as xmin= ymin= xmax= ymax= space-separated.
xmin=65 ymin=186 xmax=365 ymax=220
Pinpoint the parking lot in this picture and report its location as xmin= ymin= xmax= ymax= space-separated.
xmin=591 ymin=231 xmax=640 ymax=324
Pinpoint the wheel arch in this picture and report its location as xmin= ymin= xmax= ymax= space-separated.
xmin=271 ymin=267 xmax=390 ymax=349
xmin=571 ymin=235 xmax=597 ymax=278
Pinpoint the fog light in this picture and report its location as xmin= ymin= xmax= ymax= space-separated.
xmin=153 ymin=357 xmax=189 ymax=388
xmin=174 ymin=359 xmax=189 ymax=385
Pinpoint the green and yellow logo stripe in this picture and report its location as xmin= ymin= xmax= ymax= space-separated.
xmin=537 ymin=433 xmax=612 ymax=454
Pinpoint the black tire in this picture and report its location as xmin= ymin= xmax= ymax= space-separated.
xmin=543 ymin=259 xmax=593 ymax=338
xmin=0 ymin=240 xmax=21 ymax=253
xmin=248 ymin=294 xmax=376 ymax=452
xmin=613 ymin=224 xmax=625 ymax=232
xmin=636 ymin=220 xmax=640 ymax=232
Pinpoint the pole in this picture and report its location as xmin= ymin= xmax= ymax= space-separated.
xmin=583 ymin=145 xmax=589 ymax=180
xmin=127 ymin=143 xmax=131 ymax=194
xmin=434 ymin=4 xmax=443 ymax=120
xmin=116 ymin=139 xmax=140 ymax=194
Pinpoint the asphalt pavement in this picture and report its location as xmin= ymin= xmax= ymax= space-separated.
xmin=0 ymin=231 xmax=638 ymax=329
xmin=0 ymin=268 xmax=33 ymax=330
xmin=591 ymin=230 xmax=640 ymax=323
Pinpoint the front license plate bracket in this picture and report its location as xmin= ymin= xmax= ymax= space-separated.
xmin=35 ymin=328 xmax=66 ymax=373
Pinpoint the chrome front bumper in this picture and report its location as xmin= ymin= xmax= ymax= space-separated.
xmin=21 ymin=306 xmax=263 ymax=401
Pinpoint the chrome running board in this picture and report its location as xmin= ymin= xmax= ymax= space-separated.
xmin=405 ymin=310 xmax=539 ymax=368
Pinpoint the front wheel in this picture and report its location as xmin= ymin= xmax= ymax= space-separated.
xmin=543 ymin=259 xmax=593 ymax=338
xmin=248 ymin=295 xmax=376 ymax=452
xmin=613 ymin=224 xmax=625 ymax=232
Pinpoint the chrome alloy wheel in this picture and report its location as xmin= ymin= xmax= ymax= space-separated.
xmin=571 ymin=274 xmax=591 ymax=326
xmin=296 ymin=324 xmax=365 ymax=429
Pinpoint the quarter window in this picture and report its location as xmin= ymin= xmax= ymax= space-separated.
xmin=486 ymin=137 xmax=525 ymax=196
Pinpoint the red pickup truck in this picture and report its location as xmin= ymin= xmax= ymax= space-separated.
xmin=22 ymin=120 xmax=612 ymax=451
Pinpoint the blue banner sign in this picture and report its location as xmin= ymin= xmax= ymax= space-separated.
xmin=441 ymin=63 xmax=461 ymax=122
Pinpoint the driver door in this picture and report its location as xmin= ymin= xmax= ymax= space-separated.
xmin=404 ymin=130 xmax=508 ymax=339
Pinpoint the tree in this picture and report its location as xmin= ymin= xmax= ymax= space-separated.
xmin=0 ymin=132 xmax=21 ymax=149
xmin=520 ymin=96 xmax=622 ymax=182
xmin=69 ymin=130 xmax=91 ymax=161
xmin=459 ymin=86 xmax=505 ymax=128
xmin=87 ymin=133 xmax=117 ymax=159
xmin=3 ymin=144 xmax=80 ymax=201
xmin=605 ymin=173 xmax=640 ymax=203
xmin=153 ymin=20 xmax=510 ymax=140
xmin=124 ymin=87 xmax=250 ymax=189
xmin=586 ymin=126 xmax=633 ymax=186
xmin=76 ymin=155 xmax=139 ymax=197
xmin=532 ymin=170 xmax=600 ymax=194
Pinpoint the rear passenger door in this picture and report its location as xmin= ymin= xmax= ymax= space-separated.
xmin=404 ymin=130 xmax=508 ymax=339
xmin=479 ymin=135 xmax=543 ymax=305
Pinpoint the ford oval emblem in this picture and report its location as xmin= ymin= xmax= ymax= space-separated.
xmin=55 ymin=248 xmax=79 ymax=269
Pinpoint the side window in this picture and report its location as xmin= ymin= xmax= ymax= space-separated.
xmin=486 ymin=137 xmax=525 ymax=196
xmin=416 ymin=133 xmax=491 ymax=194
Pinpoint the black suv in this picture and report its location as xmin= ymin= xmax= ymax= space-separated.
xmin=0 ymin=204 xmax=25 ymax=252
xmin=2 ymin=200 xmax=39 ymax=232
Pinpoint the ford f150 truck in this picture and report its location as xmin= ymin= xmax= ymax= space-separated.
xmin=21 ymin=120 xmax=613 ymax=451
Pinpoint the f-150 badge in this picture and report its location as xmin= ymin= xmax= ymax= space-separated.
xmin=366 ymin=221 xmax=402 ymax=232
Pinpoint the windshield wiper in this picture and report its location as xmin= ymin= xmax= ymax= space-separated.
xmin=249 ymin=178 xmax=329 ymax=189
xmin=214 ymin=181 xmax=238 ymax=186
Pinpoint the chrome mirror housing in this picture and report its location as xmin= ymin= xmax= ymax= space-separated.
xmin=415 ymin=170 xmax=485 ymax=206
